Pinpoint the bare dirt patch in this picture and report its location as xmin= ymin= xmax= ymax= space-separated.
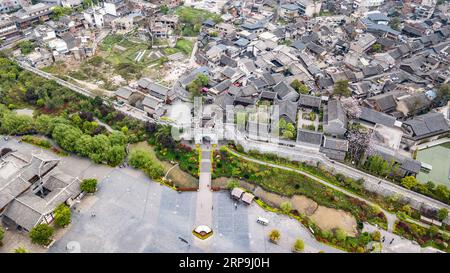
xmin=291 ymin=195 xmax=318 ymax=216
xmin=253 ymin=186 xmax=291 ymax=208
xmin=245 ymin=186 xmax=358 ymax=237
xmin=310 ymin=206 xmax=357 ymax=237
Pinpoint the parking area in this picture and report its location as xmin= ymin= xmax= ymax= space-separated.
xmin=50 ymin=167 xmax=341 ymax=253
xmin=1 ymin=137 xmax=341 ymax=253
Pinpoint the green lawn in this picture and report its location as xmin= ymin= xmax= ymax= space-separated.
xmin=174 ymin=6 xmax=222 ymax=24
xmin=416 ymin=144 xmax=450 ymax=187
xmin=175 ymin=39 xmax=193 ymax=55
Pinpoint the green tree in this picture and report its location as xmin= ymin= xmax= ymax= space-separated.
xmin=400 ymin=176 xmax=418 ymax=190
xmin=88 ymin=134 xmax=111 ymax=163
xmin=29 ymin=224 xmax=54 ymax=246
xmin=51 ymin=6 xmax=73 ymax=20
xmin=54 ymin=204 xmax=71 ymax=228
xmin=280 ymin=201 xmax=292 ymax=214
xmin=187 ymin=74 xmax=209 ymax=99
xmin=371 ymin=231 xmax=381 ymax=242
xmin=17 ymin=41 xmax=35 ymax=55
xmin=333 ymin=80 xmax=351 ymax=97
xmin=80 ymin=178 xmax=97 ymax=193
xmin=427 ymin=226 xmax=439 ymax=238
xmin=129 ymin=149 xmax=154 ymax=169
xmin=0 ymin=113 xmax=34 ymax=135
xmin=269 ymin=229 xmax=281 ymax=243
xmin=294 ymin=238 xmax=305 ymax=252
xmin=389 ymin=17 xmax=401 ymax=31
xmin=335 ymin=228 xmax=347 ymax=242
xmin=128 ymin=149 xmax=164 ymax=179
xmin=402 ymin=204 xmax=412 ymax=216
xmin=435 ymin=185 xmax=449 ymax=201
xmin=160 ymin=4 xmax=169 ymax=14
xmin=282 ymin=129 xmax=294 ymax=139
xmin=437 ymin=208 xmax=448 ymax=222
xmin=371 ymin=43 xmax=382 ymax=53
xmin=52 ymin=124 xmax=83 ymax=152
xmin=425 ymin=181 xmax=435 ymax=192
xmin=106 ymin=145 xmax=126 ymax=166
xmin=290 ymin=79 xmax=309 ymax=94
xmin=437 ymin=83 xmax=450 ymax=103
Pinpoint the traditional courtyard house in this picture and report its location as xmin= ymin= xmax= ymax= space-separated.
xmin=395 ymin=93 xmax=431 ymax=117
xmin=142 ymin=95 xmax=164 ymax=117
xmin=3 ymin=170 xmax=81 ymax=231
xmin=402 ymin=112 xmax=450 ymax=142
xmin=363 ymin=92 xmax=398 ymax=113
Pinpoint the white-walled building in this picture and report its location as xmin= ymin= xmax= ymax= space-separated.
xmin=353 ymin=0 xmax=384 ymax=8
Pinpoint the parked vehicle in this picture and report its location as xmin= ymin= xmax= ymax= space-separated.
xmin=256 ymin=217 xmax=269 ymax=226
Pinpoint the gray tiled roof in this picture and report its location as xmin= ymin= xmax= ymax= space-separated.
xmin=327 ymin=100 xmax=347 ymax=124
xmin=359 ymin=107 xmax=396 ymax=127
xmin=137 ymin=77 xmax=152 ymax=89
xmin=274 ymin=81 xmax=299 ymax=101
xmin=142 ymin=95 xmax=162 ymax=109
xmin=322 ymin=136 xmax=349 ymax=151
xmin=296 ymin=129 xmax=323 ymax=145
xmin=403 ymin=112 xmax=449 ymax=138
xmin=298 ymin=94 xmax=321 ymax=108
xmin=115 ymin=86 xmax=134 ymax=99
xmin=274 ymin=98 xmax=298 ymax=124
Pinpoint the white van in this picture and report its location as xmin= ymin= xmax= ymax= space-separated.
xmin=256 ymin=217 xmax=269 ymax=226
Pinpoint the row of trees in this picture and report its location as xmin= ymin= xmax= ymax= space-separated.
xmin=400 ymin=176 xmax=450 ymax=205
xmin=0 ymin=106 xmax=128 ymax=166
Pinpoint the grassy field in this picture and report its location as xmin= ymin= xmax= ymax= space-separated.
xmin=162 ymin=39 xmax=193 ymax=56
xmin=174 ymin=6 xmax=222 ymax=36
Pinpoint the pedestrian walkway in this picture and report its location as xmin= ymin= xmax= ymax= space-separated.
xmin=193 ymin=146 xmax=214 ymax=249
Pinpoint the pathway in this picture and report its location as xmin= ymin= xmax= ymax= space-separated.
xmin=193 ymin=146 xmax=214 ymax=250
